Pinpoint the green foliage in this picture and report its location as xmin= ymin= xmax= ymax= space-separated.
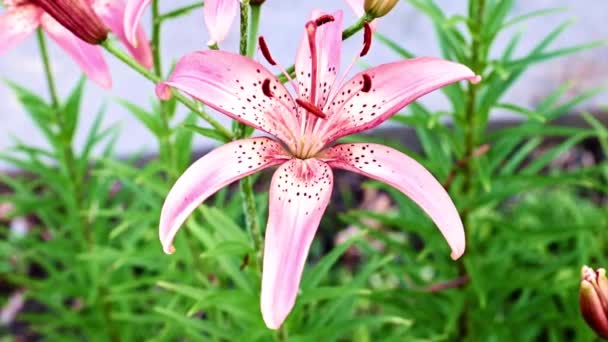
xmin=1 ymin=0 xmax=607 ymax=341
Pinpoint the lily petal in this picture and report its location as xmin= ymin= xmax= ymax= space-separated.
xmin=0 ymin=5 xmax=41 ymax=55
xmin=157 ymin=50 xmax=300 ymax=149
xmin=324 ymin=143 xmax=465 ymax=259
xmin=124 ymin=0 xmax=150 ymax=46
xmin=93 ymin=0 xmax=153 ymax=69
xmin=322 ymin=57 xmax=480 ymax=143
xmin=295 ymin=10 xmax=343 ymax=108
xmin=159 ymin=137 xmax=287 ymax=255
xmin=262 ymin=158 xmax=333 ymax=329
xmin=203 ymin=0 xmax=238 ymax=46
xmin=40 ymin=13 xmax=111 ymax=88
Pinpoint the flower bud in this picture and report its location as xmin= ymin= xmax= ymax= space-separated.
xmin=32 ymin=0 xmax=108 ymax=44
xmin=364 ymin=0 xmax=398 ymax=18
xmin=580 ymin=266 xmax=608 ymax=338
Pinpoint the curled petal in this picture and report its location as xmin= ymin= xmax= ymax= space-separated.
xmin=40 ymin=13 xmax=111 ymax=88
xmin=295 ymin=10 xmax=343 ymax=108
xmin=158 ymin=50 xmax=300 ymax=150
xmin=159 ymin=137 xmax=288 ymax=255
xmin=0 ymin=6 xmax=41 ymax=55
xmin=92 ymin=0 xmax=153 ymax=68
xmin=124 ymin=0 xmax=150 ymax=46
xmin=204 ymin=0 xmax=239 ymax=46
xmin=262 ymin=158 xmax=333 ymax=329
xmin=321 ymin=57 xmax=480 ymax=143
xmin=324 ymin=143 xmax=465 ymax=259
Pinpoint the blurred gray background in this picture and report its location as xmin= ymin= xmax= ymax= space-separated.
xmin=0 ymin=0 xmax=606 ymax=167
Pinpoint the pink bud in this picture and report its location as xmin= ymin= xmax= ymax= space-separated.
xmin=32 ymin=0 xmax=108 ymax=44
xmin=580 ymin=266 xmax=608 ymax=338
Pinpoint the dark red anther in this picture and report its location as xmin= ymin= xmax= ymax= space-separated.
xmin=262 ymin=79 xmax=274 ymax=97
xmin=296 ymin=98 xmax=327 ymax=119
xmin=360 ymin=22 xmax=372 ymax=57
xmin=361 ymin=74 xmax=372 ymax=93
xmin=258 ymin=36 xmax=276 ymax=66
xmin=314 ymin=14 xmax=335 ymax=27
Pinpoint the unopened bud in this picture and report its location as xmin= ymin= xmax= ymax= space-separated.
xmin=580 ymin=266 xmax=608 ymax=339
xmin=364 ymin=0 xmax=398 ymax=18
xmin=32 ymin=0 xmax=108 ymax=44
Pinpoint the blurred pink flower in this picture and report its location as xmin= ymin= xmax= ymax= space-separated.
xmin=203 ymin=0 xmax=238 ymax=47
xmin=157 ymin=10 xmax=479 ymax=329
xmin=0 ymin=0 xmax=153 ymax=88
xmin=126 ymin=0 xmax=238 ymax=48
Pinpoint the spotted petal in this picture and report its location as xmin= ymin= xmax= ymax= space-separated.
xmin=124 ymin=0 xmax=150 ymax=46
xmin=0 ymin=5 xmax=41 ymax=55
xmin=203 ymin=0 xmax=239 ymax=46
xmin=324 ymin=143 xmax=465 ymax=259
xmin=321 ymin=57 xmax=479 ymax=143
xmin=295 ymin=10 xmax=343 ymax=108
xmin=159 ymin=137 xmax=288 ymax=255
xmin=157 ymin=50 xmax=301 ymax=150
xmin=261 ymin=158 xmax=333 ymax=329
xmin=40 ymin=13 xmax=111 ymax=88
xmin=93 ymin=0 xmax=153 ymax=69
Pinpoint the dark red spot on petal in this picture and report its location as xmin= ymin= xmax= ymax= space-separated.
xmin=361 ymin=74 xmax=372 ymax=93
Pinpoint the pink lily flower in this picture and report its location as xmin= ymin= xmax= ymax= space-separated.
xmin=0 ymin=0 xmax=153 ymax=88
xmin=125 ymin=0 xmax=238 ymax=48
xmin=156 ymin=10 xmax=479 ymax=329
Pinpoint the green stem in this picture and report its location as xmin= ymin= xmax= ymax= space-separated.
xmin=463 ymin=0 xmax=486 ymax=193
xmin=157 ymin=2 xmax=204 ymax=22
xmin=235 ymin=0 xmax=263 ymax=269
xmin=38 ymin=29 xmax=118 ymax=340
xmin=36 ymin=29 xmax=91 ymax=245
xmin=458 ymin=0 xmax=486 ymax=340
xmin=37 ymin=30 xmax=59 ymax=108
xmin=239 ymin=0 xmax=250 ymax=57
xmin=101 ymin=39 xmax=233 ymax=141
xmin=152 ymin=0 xmax=177 ymax=177
xmin=246 ymin=4 xmax=262 ymax=57
xmin=278 ymin=14 xmax=373 ymax=83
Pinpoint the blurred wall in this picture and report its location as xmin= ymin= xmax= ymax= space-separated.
xmin=0 ymin=0 xmax=606 ymax=167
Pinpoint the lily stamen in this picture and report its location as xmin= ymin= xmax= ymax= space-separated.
xmin=259 ymin=35 xmax=298 ymax=94
xmin=295 ymin=98 xmax=327 ymax=119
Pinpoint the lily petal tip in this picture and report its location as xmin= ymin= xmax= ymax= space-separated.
xmin=471 ymin=75 xmax=482 ymax=84
xmin=450 ymin=247 xmax=464 ymax=260
xmin=261 ymin=309 xmax=286 ymax=330
xmin=163 ymin=244 xmax=176 ymax=255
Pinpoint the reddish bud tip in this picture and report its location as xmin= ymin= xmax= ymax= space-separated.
xmin=33 ymin=0 xmax=108 ymax=44
xmin=580 ymin=266 xmax=608 ymax=338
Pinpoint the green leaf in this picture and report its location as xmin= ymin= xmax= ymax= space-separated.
xmin=181 ymin=124 xmax=227 ymax=142
xmin=61 ymin=77 xmax=85 ymax=142
xmin=117 ymin=99 xmax=163 ymax=137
